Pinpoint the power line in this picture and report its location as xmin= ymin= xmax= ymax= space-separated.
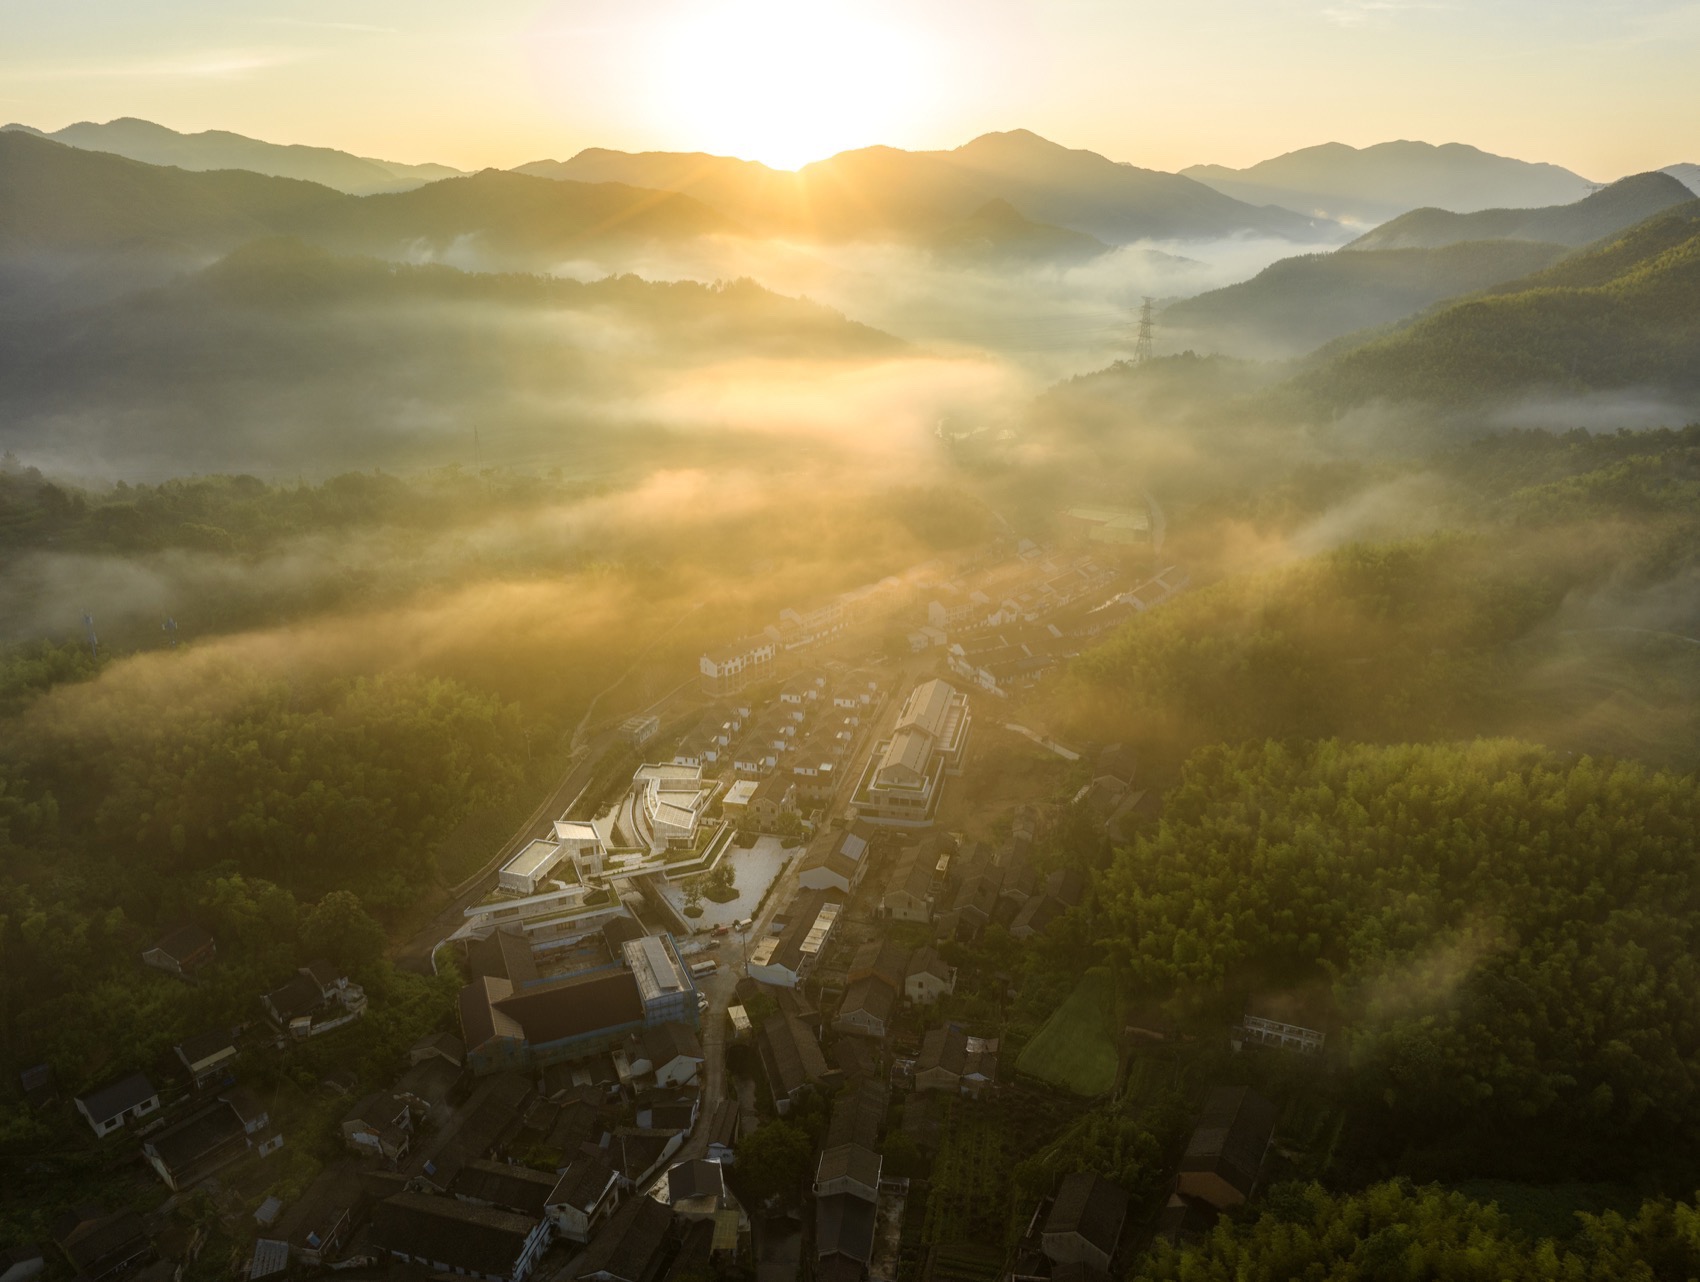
xmin=1133 ymin=296 xmax=1155 ymax=365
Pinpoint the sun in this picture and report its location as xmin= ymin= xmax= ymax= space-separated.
xmin=648 ymin=1 xmax=930 ymax=170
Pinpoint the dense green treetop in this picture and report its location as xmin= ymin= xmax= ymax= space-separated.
xmin=1102 ymin=740 xmax=1700 ymax=1167
xmin=1136 ymin=1181 xmax=1700 ymax=1282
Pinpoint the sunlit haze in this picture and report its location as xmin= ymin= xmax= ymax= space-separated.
xmin=7 ymin=0 xmax=1700 ymax=1270
xmin=3 ymin=0 xmax=1698 ymax=174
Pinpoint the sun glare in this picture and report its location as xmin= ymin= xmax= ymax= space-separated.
xmin=649 ymin=0 xmax=929 ymax=169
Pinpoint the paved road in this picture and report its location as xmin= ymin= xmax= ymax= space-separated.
xmin=650 ymin=960 xmax=741 ymax=1182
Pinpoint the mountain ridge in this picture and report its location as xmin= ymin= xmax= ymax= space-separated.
xmin=1344 ymin=172 xmax=1695 ymax=252
xmin=518 ymin=128 xmax=1340 ymax=245
xmin=1293 ymin=199 xmax=1700 ymax=407
xmin=0 ymin=116 xmax=463 ymax=195
xmin=1162 ymin=238 xmax=1569 ymax=360
xmin=0 ymin=131 xmax=728 ymax=260
xmin=1184 ymin=139 xmax=1595 ymax=225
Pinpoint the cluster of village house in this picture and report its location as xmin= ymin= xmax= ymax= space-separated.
xmin=18 ymin=906 xmax=739 ymax=1282
xmin=0 ymin=514 xmax=1266 ymax=1282
xmin=922 ymin=554 xmax=1189 ymax=701
xmin=448 ymin=663 xmax=916 ymax=954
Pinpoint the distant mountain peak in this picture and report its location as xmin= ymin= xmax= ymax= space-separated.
xmin=15 ymin=116 xmax=463 ymax=196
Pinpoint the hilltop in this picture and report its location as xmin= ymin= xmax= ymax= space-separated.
xmin=518 ymin=128 xmax=1340 ymax=246
xmin=1345 ymin=172 xmax=1694 ymax=251
xmin=1183 ymin=139 xmax=1595 ymax=225
xmin=1 ymin=116 xmax=461 ymax=194
xmin=0 ymin=130 xmax=728 ymax=262
xmin=1295 ymin=200 xmax=1700 ymax=406
xmin=1161 ymin=239 xmax=1567 ymax=359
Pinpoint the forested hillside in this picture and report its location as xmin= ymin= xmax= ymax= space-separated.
xmin=1344 ymin=172 xmax=1693 ymax=251
xmin=1105 ymin=740 xmax=1700 ymax=1174
xmin=1161 ymin=239 xmax=1566 ymax=359
xmin=1135 ymin=1181 xmax=1700 ymax=1280
xmin=1054 ymin=425 xmax=1700 ymax=765
xmin=1294 ymin=203 xmax=1700 ymax=408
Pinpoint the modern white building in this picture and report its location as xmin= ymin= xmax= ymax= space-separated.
xmin=851 ymin=679 xmax=972 ymax=828
xmin=699 ymin=636 xmax=777 ymax=695
xmin=627 ymin=764 xmax=718 ymax=852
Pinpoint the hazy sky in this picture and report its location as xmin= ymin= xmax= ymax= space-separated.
xmin=2 ymin=0 xmax=1696 ymax=176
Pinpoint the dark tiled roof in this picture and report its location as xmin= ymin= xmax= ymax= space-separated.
xmin=838 ymin=976 xmax=896 ymax=1026
xmin=848 ymin=939 xmax=909 ymax=990
xmin=265 ymin=972 xmax=324 ymax=1022
xmin=344 ymin=1091 xmax=407 ymax=1130
xmin=1045 ymin=1172 xmax=1128 ymax=1256
xmin=58 ymin=1209 xmax=150 ymax=1278
xmin=548 ymin=1155 xmax=619 ymax=1212
xmin=662 ymin=1218 xmax=715 ymax=1281
xmin=666 ymin=1158 xmax=724 ymax=1203
xmin=147 ymin=924 xmax=214 ymax=963
xmin=1011 ymin=894 xmax=1065 ymax=936
xmin=1157 ymin=1193 xmax=1219 ymax=1246
xmin=1052 ymin=1261 xmax=1112 ymax=1282
xmin=411 ymin=1030 xmax=466 ymax=1062
xmin=642 ymin=1021 xmax=704 ymax=1067
xmin=644 ymin=1105 xmax=697 ymax=1133
xmin=409 ymin=1072 xmax=533 ymax=1189
xmin=826 ymin=1078 xmax=888 ymax=1149
xmin=1180 ymin=1087 xmax=1277 ymax=1200
xmin=815 ymin=1193 xmax=877 ymax=1263
xmin=610 ymin=1128 xmax=676 ymax=1183
xmin=370 ymin=1191 xmax=538 ymax=1277
xmin=176 ymin=1027 xmax=235 ymax=1066
xmin=906 ymin=945 xmax=952 ymax=983
xmin=302 ymin=959 xmax=341 ymax=989
xmin=885 ymin=836 xmax=944 ymax=903
xmin=918 ymin=1027 xmax=961 ymax=1075
xmin=467 ymin=927 xmax=540 ymax=985
xmin=497 ymin=971 xmax=645 ymax=1046
xmin=917 ymin=1027 xmax=997 ymax=1082
xmin=815 ymin=1143 xmax=881 ymax=1192
xmin=223 ymin=1087 xmax=268 ymax=1130
xmin=832 ymin=1037 xmax=879 ymax=1082
xmin=76 ymin=1072 xmax=156 ymax=1123
xmin=547 ymin=1100 xmax=607 ymax=1153
xmin=449 ymin=1159 xmax=557 ymax=1217
xmin=1046 ymin=867 xmax=1088 ymax=907
xmin=800 ymin=845 xmax=861 ymax=883
xmin=572 ymin=1194 xmax=673 ymax=1281
xmin=145 ymin=1102 xmax=247 ymax=1182
xmin=757 ymin=1015 xmax=828 ymax=1099
xmin=815 ymin=1257 xmax=866 ymax=1282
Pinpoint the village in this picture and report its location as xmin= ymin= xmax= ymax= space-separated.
xmin=8 ymin=505 xmax=1331 ymax=1282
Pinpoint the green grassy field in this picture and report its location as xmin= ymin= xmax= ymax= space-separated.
xmin=1014 ymin=968 xmax=1119 ymax=1096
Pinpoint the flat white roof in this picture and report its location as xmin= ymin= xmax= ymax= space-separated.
xmin=504 ymin=839 xmax=563 ymax=880
xmin=723 ymin=780 xmax=758 ymax=805
xmin=801 ymin=904 xmax=840 ymax=956
xmin=625 ymin=936 xmax=687 ymax=1001
xmin=635 ymin=763 xmax=704 ymax=786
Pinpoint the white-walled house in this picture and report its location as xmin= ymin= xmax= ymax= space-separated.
xmin=75 ymin=1073 xmax=160 ymax=1138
